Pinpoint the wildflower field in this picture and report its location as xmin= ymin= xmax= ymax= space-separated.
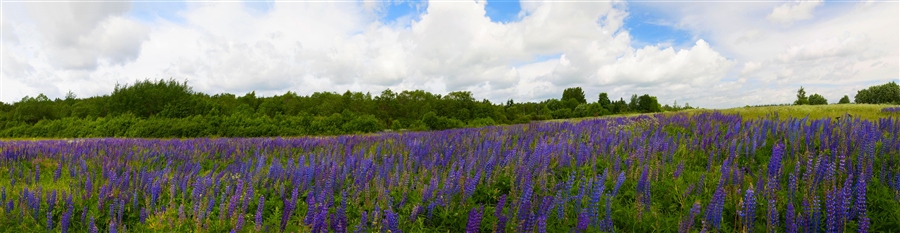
xmin=1 ymin=111 xmax=899 ymax=232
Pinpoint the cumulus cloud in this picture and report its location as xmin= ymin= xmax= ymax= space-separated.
xmin=767 ymin=0 xmax=823 ymax=25
xmin=2 ymin=0 xmax=895 ymax=108
xmin=24 ymin=2 xmax=149 ymax=70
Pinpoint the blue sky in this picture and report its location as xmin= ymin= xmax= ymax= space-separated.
xmin=3 ymin=0 xmax=897 ymax=108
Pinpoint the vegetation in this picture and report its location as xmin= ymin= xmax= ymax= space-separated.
xmin=1 ymin=111 xmax=898 ymax=232
xmin=0 ymin=79 xmax=689 ymax=138
xmin=855 ymin=81 xmax=900 ymax=104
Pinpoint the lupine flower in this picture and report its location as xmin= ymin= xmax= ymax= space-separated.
xmin=768 ymin=143 xmax=784 ymax=179
xmin=576 ymin=210 xmax=589 ymax=233
xmin=740 ymin=188 xmax=755 ymax=232
xmin=465 ymin=206 xmax=484 ymax=233
xmin=786 ymin=201 xmax=796 ymax=233
xmin=611 ymin=171 xmax=625 ymax=197
xmin=704 ymin=186 xmax=725 ymax=230
xmin=679 ymin=202 xmax=702 ymax=233
xmin=88 ymin=216 xmax=98 ymax=233
xmin=47 ymin=210 xmax=54 ymax=230
xmin=385 ymin=208 xmax=401 ymax=233
xmin=674 ymin=161 xmax=684 ymax=179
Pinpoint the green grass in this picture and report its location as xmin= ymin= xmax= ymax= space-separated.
xmin=706 ymin=104 xmax=899 ymax=121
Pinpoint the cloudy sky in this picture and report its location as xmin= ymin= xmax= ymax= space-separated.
xmin=1 ymin=0 xmax=897 ymax=108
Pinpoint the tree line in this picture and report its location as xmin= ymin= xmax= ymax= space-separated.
xmin=793 ymin=81 xmax=899 ymax=106
xmin=0 ymin=79 xmax=690 ymax=138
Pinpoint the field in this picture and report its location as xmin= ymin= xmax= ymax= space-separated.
xmin=1 ymin=105 xmax=899 ymax=232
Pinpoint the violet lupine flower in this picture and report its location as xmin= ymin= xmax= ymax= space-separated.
xmin=767 ymin=197 xmax=778 ymax=232
xmin=109 ymin=219 xmax=118 ymax=233
xmin=704 ymin=186 xmax=725 ymax=230
xmin=88 ymin=216 xmax=98 ymax=233
xmin=356 ymin=210 xmax=367 ymax=233
xmin=768 ymin=143 xmax=784 ymax=179
xmin=674 ymin=161 xmax=684 ymax=179
xmin=385 ymin=208 xmax=401 ymax=233
xmin=234 ymin=214 xmax=245 ymax=232
xmin=280 ymin=187 xmax=298 ymax=232
xmin=495 ymin=194 xmax=506 ymax=219
xmin=679 ymin=202 xmax=702 ymax=233
xmin=611 ymin=171 xmax=625 ymax=197
xmin=34 ymin=164 xmax=40 ymax=183
xmin=786 ymin=201 xmax=796 ymax=233
xmin=60 ymin=205 xmax=72 ymax=233
xmin=465 ymin=206 xmax=484 ymax=233
xmin=855 ymin=175 xmax=867 ymax=220
xmin=47 ymin=210 xmax=54 ymax=230
xmin=576 ymin=210 xmax=589 ymax=233
xmin=54 ymin=162 xmax=62 ymax=182
xmin=740 ymin=188 xmax=756 ymax=232
xmin=859 ymin=214 xmax=870 ymax=233
xmin=636 ymin=165 xmax=651 ymax=212
xmin=140 ymin=208 xmax=147 ymax=224
xmin=589 ymin=173 xmax=607 ymax=226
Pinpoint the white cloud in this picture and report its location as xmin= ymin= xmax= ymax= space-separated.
xmin=767 ymin=0 xmax=823 ymax=25
xmin=1 ymin=0 xmax=895 ymax=108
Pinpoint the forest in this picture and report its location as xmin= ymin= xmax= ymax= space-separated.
xmin=0 ymin=79 xmax=685 ymax=138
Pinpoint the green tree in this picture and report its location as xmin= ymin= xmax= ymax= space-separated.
xmin=562 ymin=87 xmax=587 ymax=105
xmin=794 ymin=87 xmax=808 ymax=105
xmin=808 ymin=94 xmax=827 ymax=105
xmin=838 ymin=95 xmax=851 ymax=104
xmin=637 ymin=94 xmax=661 ymax=113
xmin=597 ymin=92 xmax=611 ymax=110
xmin=855 ymin=81 xmax=900 ymax=104
xmin=109 ymin=79 xmax=194 ymax=118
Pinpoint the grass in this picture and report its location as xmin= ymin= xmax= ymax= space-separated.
xmin=705 ymin=104 xmax=899 ymax=121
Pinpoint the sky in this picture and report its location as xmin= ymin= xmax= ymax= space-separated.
xmin=1 ymin=0 xmax=898 ymax=109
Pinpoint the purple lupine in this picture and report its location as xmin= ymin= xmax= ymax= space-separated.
xmin=636 ymin=165 xmax=652 ymax=213
xmin=465 ymin=206 xmax=484 ymax=233
xmin=54 ymin=162 xmax=62 ymax=182
xmin=88 ymin=216 xmax=98 ymax=233
xmin=280 ymin=187 xmax=298 ymax=232
xmin=679 ymin=202 xmax=702 ymax=233
xmin=855 ymin=175 xmax=867 ymax=220
xmin=495 ymin=194 xmax=506 ymax=218
xmin=612 ymin=171 xmax=625 ymax=198
xmin=357 ymin=210 xmax=368 ymax=233
xmin=576 ymin=210 xmax=589 ymax=233
xmin=768 ymin=143 xmax=784 ymax=179
xmin=140 ymin=207 xmax=147 ymax=224
xmin=384 ymin=208 xmax=401 ymax=233
xmin=767 ymin=197 xmax=778 ymax=232
xmin=47 ymin=210 xmax=54 ymax=230
xmin=235 ymin=214 xmax=245 ymax=232
xmin=859 ymin=214 xmax=870 ymax=233
xmin=704 ymin=186 xmax=725 ymax=230
xmin=786 ymin=201 xmax=796 ymax=233
xmin=740 ymin=188 xmax=755 ymax=232
xmin=255 ymin=195 xmax=265 ymax=230
xmin=109 ymin=219 xmax=118 ymax=233
xmin=674 ymin=160 xmax=684 ymax=179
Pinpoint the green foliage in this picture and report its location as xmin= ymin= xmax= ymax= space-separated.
xmin=109 ymin=78 xmax=195 ymax=117
xmin=794 ymin=87 xmax=808 ymax=105
xmin=562 ymin=87 xmax=587 ymax=105
xmin=855 ymin=81 xmax=900 ymax=104
xmin=839 ymin=95 xmax=851 ymax=104
xmin=0 ymin=79 xmax=669 ymax=138
xmin=637 ymin=94 xmax=661 ymax=113
xmin=808 ymin=93 xmax=827 ymax=105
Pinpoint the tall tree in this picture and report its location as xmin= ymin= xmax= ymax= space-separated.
xmin=562 ymin=87 xmax=587 ymax=105
xmin=794 ymin=87 xmax=808 ymax=105
xmin=808 ymin=94 xmax=827 ymax=105
xmin=838 ymin=95 xmax=851 ymax=104
xmin=598 ymin=92 xmax=611 ymax=110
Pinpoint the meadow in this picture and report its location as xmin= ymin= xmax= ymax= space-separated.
xmin=1 ymin=106 xmax=899 ymax=232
